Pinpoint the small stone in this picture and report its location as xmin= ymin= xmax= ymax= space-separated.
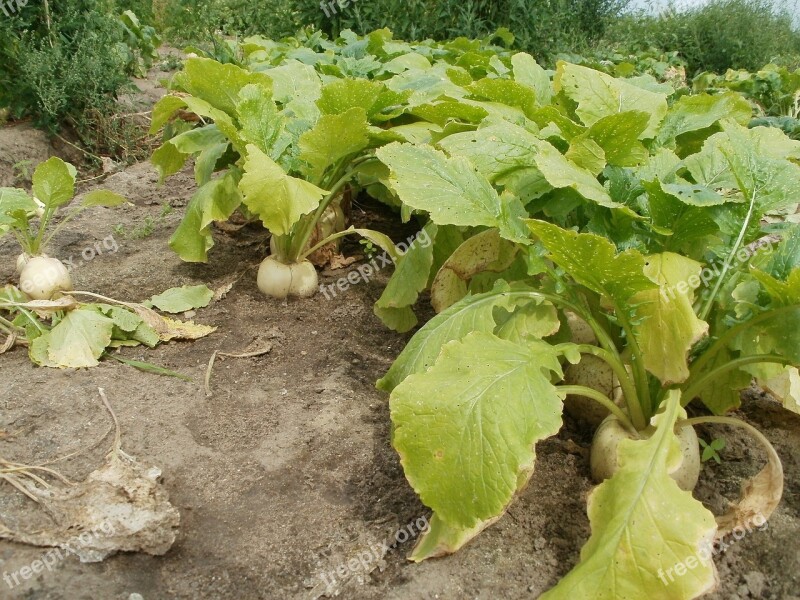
xmin=744 ymin=571 xmax=766 ymax=597
xmin=534 ymin=537 xmax=546 ymax=551
xmin=129 ymin=594 xmax=145 ymax=600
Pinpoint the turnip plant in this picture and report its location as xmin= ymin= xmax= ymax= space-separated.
xmin=0 ymin=157 xmax=125 ymax=300
xmin=374 ymin=61 xmax=800 ymax=599
xmin=150 ymin=57 xmax=405 ymax=299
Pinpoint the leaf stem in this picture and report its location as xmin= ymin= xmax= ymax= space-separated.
xmin=698 ymin=158 xmax=758 ymax=322
xmin=570 ymin=344 xmax=646 ymax=430
xmin=288 ymin=155 xmax=378 ymax=262
xmin=682 ymin=354 xmax=793 ymax=406
xmin=614 ymin=305 xmax=653 ymax=420
xmin=558 ymin=385 xmax=637 ymax=433
xmin=689 ymin=305 xmax=800 ymax=379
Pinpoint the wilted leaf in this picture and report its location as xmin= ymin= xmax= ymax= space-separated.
xmin=146 ymin=285 xmax=214 ymax=314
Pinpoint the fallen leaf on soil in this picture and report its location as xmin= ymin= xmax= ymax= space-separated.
xmin=328 ymin=254 xmax=360 ymax=270
xmin=131 ymin=304 xmax=215 ymax=341
xmin=159 ymin=317 xmax=216 ymax=341
xmin=0 ymin=333 xmax=15 ymax=354
xmin=0 ymin=296 xmax=78 ymax=313
xmin=716 ymin=427 xmax=784 ymax=539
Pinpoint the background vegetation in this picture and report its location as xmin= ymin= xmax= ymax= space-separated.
xmin=1 ymin=0 xmax=797 ymax=161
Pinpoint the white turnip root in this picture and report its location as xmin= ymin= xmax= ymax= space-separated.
xmin=563 ymin=355 xmax=616 ymax=427
xmin=566 ymin=311 xmax=597 ymax=345
xmin=19 ymin=256 xmax=73 ymax=300
xmin=16 ymin=253 xmax=34 ymax=275
xmin=590 ymin=415 xmax=701 ymax=491
xmin=257 ymin=256 xmax=318 ymax=299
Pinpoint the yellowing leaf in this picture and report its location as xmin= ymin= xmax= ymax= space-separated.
xmin=158 ymin=317 xmax=216 ymax=342
xmin=631 ymin=253 xmax=709 ymax=385
xmin=391 ymin=333 xmax=563 ymax=558
xmin=542 ymin=393 xmax=718 ymax=600
xmin=431 ymin=229 xmax=519 ymax=312
xmin=239 ymin=145 xmax=327 ymax=236
xmin=47 ymin=308 xmax=115 ymax=368
xmin=759 ymin=366 xmax=800 ymax=415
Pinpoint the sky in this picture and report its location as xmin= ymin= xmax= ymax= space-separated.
xmin=629 ymin=0 xmax=796 ymax=10
xmin=627 ymin=0 xmax=799 ymax=24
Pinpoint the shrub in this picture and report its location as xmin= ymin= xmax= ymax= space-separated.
xmin=609 ymin=0 xmax=800 ymax=74
xmin=159 ymin=0 xmax=631 ymax=62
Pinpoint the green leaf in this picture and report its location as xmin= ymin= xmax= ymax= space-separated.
xmin=267 ymin=60 xmax=322 ymax=107
xmin=0 ymin=188 xmax=36 ymax=232
xmin=169 ymin=173 xmax=243 ymax=262
xmin=94 ymin=303 xmax=142 ymax=332
xmin=317 ymin=78 xmax=382 ymax=115
xmin=685 ymin=121 xmax=800 ymax=215
xmin=554 ymin=62 xmax=668 ymax=138
xmin=542 ymin=393 xmax=718 ymax=600
xmin=378 ymin=282 xmax=544 ymax=391
xmin=643 ymin=180 xmax=720 ymax=254
xmin=391 ymin=332 xmax=563 ymax=558
xmin=468 ymin=78 xmax=537 ymax=117
xmin=527 ymin=220 xmax=657 ymax=302
xmin=630 ymin=253 xmax=709 ymax=385
xmin=437 ymin=121 xmax=545 ymax=185
xmin=151 ymin=141 xmax=189 ymax=184
xmin=374 ymin=223 xmax=437 ymax=333
xmin=386 ymin=64 xmax=467 ymax=106
xmin=511 ymin=52 xmax=552 ymax=106
xmin=657 ymin=92 xmax=752 ymax=146
xmin=150 ymin=95 xmax=189 ymax=133
xmin=173 ymin=57 xmax=272 ymax=116
xmin=32 ymin=157 xmax=76 ymax=208
xmin=194 ymin=142 xmax=229 ymax=186
xmin=409 ymin=99 xmax=488 ymax=126
xmin=240 ymin=144 xmax=327 ymax=236
xmin=236 ymin=84 xmax=289 ymax=160
xmin=376 ymin=143 xmax=529 ymax=243
xmin=534 ymin=141 xmax=625 ymax=210
xmin=297 ymin=107 xmax=370 ymax=181
xmin=493 ymin=300 xmax=560 ymax=343
xmin=81 ymin=190 xmax=127 ymax=208
xmin=583 ymin=111 xmax=650 ymax=167
xmin=170 ymin=124 xmax=228 ymax=154
xmin=146 ymin=285 xmax=214 ymax=313
xmin=46 ymin=308 xmax=115 ymax=368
